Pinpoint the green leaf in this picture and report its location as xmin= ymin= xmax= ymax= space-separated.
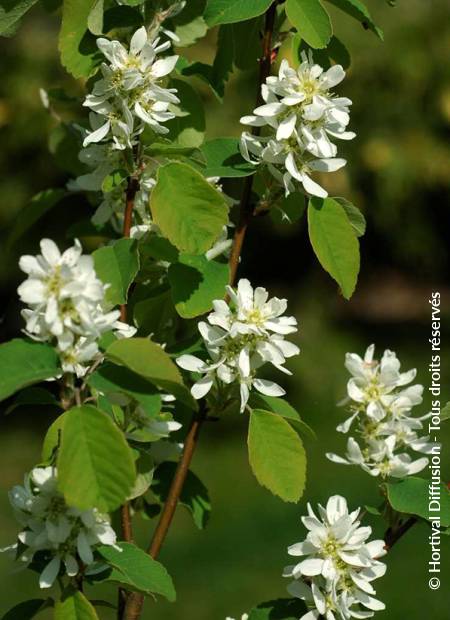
xmin=97 ymin=542 xmax=176 ymax=601
xmin=248 ymin=598 xmax=308 ymax=620
xmin=324 ymin=0 xmax=383 ymax=39
xmin=385 ymin=477 xmax=450 ymax=527
xmin=5 ymin=387 xmax=59 ymax=416
xmin=93 ymin=238 xmax=139 ymax=307
xmin=7 ymin=189 xmax=66 ymax=248
xmin=0 ymin=339 xmax=60 ymax=402
xmin=133 ymin=288 xmax=175 ymax=339
xmin=151 ymin=162 xmax=229 ymax=255
xmin=248 ymin=409 xmax=306 ymax=503
xmin=102 ymin=5 xmax=143 ymax=31
xmin=440 ymin=401 xmax=450 ymax=422
xmin=152 ymin=461 xmax=211 ymax=529
xmin=1 ymin=598 xmax=52 ymax=620
xmin=0 ymin=0 xmax=38 ymax=36
xmin=42 ymin=412 xmax=67 ymax=462
xmin=200 ymin=138 xmax=255 ymax=178
xmin=88 ymin=362 xmax=162 ymax=416
xmin=271 ymin=192 xmax=306 ymax=225
xmin=231 ymin=18 xmax=262 ymax=70
xmin=57 ymin=405 xmax=136 ymax=512
xmin=59 ymin=0 xmax=101 ymax=78
xmin=54 ymin=590 xmax=98 ymax=620
xmin=307 ymin=197 xmax=360 ymax=299
xmin=249 ymin=394 xmax=316 ymax=440
xmin=87 ymin=0 xmax=103 ymax=35
xmin=168 ymin=253 xmax=229 ymax=318
xmin=106 ymin=337 xmax=196 ymax=409
xmin=286 ymin=0 xmax=332 ymax=49
xmin=172 ymin=0 xmax=207 ymax=47
xmin=204 ymin=0 xmax=273 ymax=26
xmin=166 ymin=79 xmax=205 ymax=148
xmin=335 ymin=197 xmax=366 ymax=237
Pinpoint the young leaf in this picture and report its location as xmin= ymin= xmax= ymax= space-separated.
xmin=0 ymin=339 xmax=60 ymax=402
xmin=286 ymin=0 xmax=332 ymax=49
xmin=88 ymin=363 xmax=162 ymax=416
xmin=54 ymin=590 xmax=99 ymax=620
xmin=307 ymin=197 xmax=360 ymax=299
xmin=59 ymin=0 xmax=100 ymax=78
xmin=0 ymin=0 xmax=38 ymax=36
xmin=97 ymin=542 xmax=176 ymax=601
xmin=93 ymin=238 xmax=139 ymax=307
xmin=200 ymin=138 xmax=255 ymax=178
xmin=385 ymin=477 xmax=450 ymax=527
xmin=1 ymin=598 xmax=53 ymax=620
xmin=57 ymin=405 xmax=136 ymax=512
xmin=204 ymin=0 xmax=273 ymax=26
xmin=335 ymin=197 xmax=366 ymax=237
xmin=166 ymin=79 xmax=205 ymax=148
xmin=324 ymin=0 xmax=383 ymax=39
xmin=106 ymin=337 xmax=197 ymax=409
xmin=151 ymin=162 xmax=229 ymax=255
xmin=248 ymin=598 xmax=308 ymax=620
xmin=248 ymin=409 xmax=307 ymax=503
xmin=152 ymin=461 xmax=211 ymax=529
xmin=87 ymin=0 xmax=104 ymax=35
xmin=249 ymin=394 xmax=316 ymax=440
xmin=168 ymin=253 xmax=229 ymax=318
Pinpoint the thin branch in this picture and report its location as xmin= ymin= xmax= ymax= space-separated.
xmin=122 ymin=6 xmax=277 ymax=619
xmin=120 ymin=176 xmax=140 ymax=321
xmin=384 ymin=516 xmax=417 ymax=550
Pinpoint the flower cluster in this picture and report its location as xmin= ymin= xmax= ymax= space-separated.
xmin=18 ymin=238 xmax=135 ymax=377
xmin=177 ymin=279 xmax=299 ymax=412
xmin=285 ymin=495 xmax=386 ymax=620
xmin=240 ymin=53 xmax=354 ymax=198
xmin=83 ymin=26 xmax=179 ymax=150
xmin=327 ymin=344 xmax=433 ymax=478
xmin=5 ymin=467 xmax=117 ymax=588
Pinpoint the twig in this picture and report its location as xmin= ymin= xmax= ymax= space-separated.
xmin=384 ymin=516 xmax=417 ymax=550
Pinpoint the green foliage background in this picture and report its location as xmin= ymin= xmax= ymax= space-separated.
xmin=0 ymin=0 xmax=449 ymax=618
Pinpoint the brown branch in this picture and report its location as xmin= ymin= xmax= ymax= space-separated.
xmin=122 ymin=6 xmax=278 ymax=619
xmin=384 ymin=516 xmax=417 ymax=550
xmin=120 ymin=176 xmax=139 ymax=321
xmin=228 ymin=3 xmax=277 ymax=286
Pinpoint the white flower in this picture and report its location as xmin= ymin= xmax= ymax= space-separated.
xmin=177 ymin=279 xmax=299 ymax=412
xmin=327 ymin=344 xmax=431 ymax=479
xmin=18 ymin=238 xmax=136 ymax=377
xmin=83 ymin=26 xmax=179 ymax=149
xmin=226 ymin=615 xmax=248 ymax=620
xmin=240 ymin=54 xmax=354 ymax=198
xmin=6 ymin=467 xmax=118 ymax=589
xmin=285 ymin=496 xmax=386 ymax=620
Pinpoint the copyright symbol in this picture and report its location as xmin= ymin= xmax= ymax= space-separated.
xmin=429 ymin=577 xmax=440 ymax=590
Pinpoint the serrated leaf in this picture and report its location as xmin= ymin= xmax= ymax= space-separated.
xmin=88 ymin=362 xmax=162 ymax=415
xmin=1 ymin=598 xmax=52 ymax=620
xmin=0 ymin=0 xmax=38 ymax=36
xmin=249 ymin=394 xmax=316 ymax=440
xmin=42 ymin=412 xmax=67 ymax=462
xmin=93 ymin=238 xmax=139 ymax=307
xmin=286 ymin=0 xmax=332 ymax=49
xmin=151 ymin=162 xmax=229 ymax=255
xmin=248 ymin=409 xmax=306 ymax=503
xmin=248 ymin=598 xmax=308 ymax=620
xmin=106 ymin=337 xmax=196 ymax=409
xmin=204 ymin=0 xmax=273 ymax=26
xmin=168 ymin=253 xmax=229 ymax=318
xmin=166 ymin=79 xmax=205 ymax=148
xmin=324 ymin=0 xmax=383 ymax=39
xmin=152 ymin=461 xmax=211 ymax=529
xmin=308 ymin=197 xmax=360 ymax=299
xmin=200 ymin=138 xmax=255 ymax=178
xmin=59 ymin=0 xmax=100 ymax=78
xmin=87 ymin=0 xmax=103 ymax=34
xmin=385 ymin=477 xmax=450 ymax=527
xmin=54 ymin=590 xmax=98 ymax=620
xmin=335 ymin=197 xmax=366 ymax=237
xmin=0 ymin=339 xmax=60 ymax=402
xmin=57 ymin=405 xmax=136 ymax=512
xmin=97 ymin=542 xmax=176 ymax=601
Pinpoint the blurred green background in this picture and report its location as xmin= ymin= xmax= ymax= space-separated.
xmin=1 ymin=0 xmax=449 ymax=618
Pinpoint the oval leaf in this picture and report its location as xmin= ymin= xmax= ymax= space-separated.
xmin=204 ymin=0 xmax=273 ymax=26
xmin=151 ymin=162 xmax=229 ymax=255
xmin=54 ymin=590 xmax=98 ymax=620
xmin=97 ymin=542 xmax=176 ymax=601
xmin=93 ymin=238 xmax=139 ymax=307
xmin=106 ymin=338 xmax=196 ymax=409
xmin=386 ymin=477 xmax=450 ymax=527
xmin=200 ymin=138 xmax=255 ymax=178
xmin=286 ymin=0 xmax=332 ymax=49
xmin=57 ymin=405 xmax=136 ymax=512
xmin=59 ymin=0 xmax=100 ymax=78
xmin=0 ymin=339 xmax=60 ymax=402
xmin=307 ymin=197 xmax=360 ymax=299
xmin=248 ymin=409 xmax=306 ymax=503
